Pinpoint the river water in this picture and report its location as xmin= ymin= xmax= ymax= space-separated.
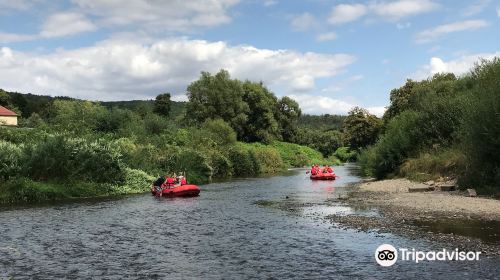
xmin=0 ymin=165 xmax=499 ymax=279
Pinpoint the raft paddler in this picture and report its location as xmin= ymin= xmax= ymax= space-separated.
xmin=310 ymin=165 xmax=318 ymax=175
xmin=325 ymin=165 xmax=333 ymax=173
xmin=152 ymin=176 xmax=166 ymax=196
xmin=165 ymin=175 xmax=175 ymax=188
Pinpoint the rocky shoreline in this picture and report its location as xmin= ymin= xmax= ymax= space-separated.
xmin=325 ymin=179 xmax=500 ymax=257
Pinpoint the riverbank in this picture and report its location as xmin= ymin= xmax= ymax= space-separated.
xmin=326 ymin=178 xmax=500 ymax=256
xmin=0 ymin=168 xmax=155 ymax=205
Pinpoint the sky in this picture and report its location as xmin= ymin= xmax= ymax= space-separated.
xmin=0 ymin=0 xmax=499 ymax=116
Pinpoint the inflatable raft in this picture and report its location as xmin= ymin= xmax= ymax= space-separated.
xmin=310 ymin=173 xmax=337 ymax=180
xmin=151 ymin=184 xmax=200 ymax=197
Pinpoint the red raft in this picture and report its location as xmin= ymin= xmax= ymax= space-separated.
xmin=151 ymin=184 xmax=200 ymax=197
xmin=310 ymin=173 xmax=337 ymax=180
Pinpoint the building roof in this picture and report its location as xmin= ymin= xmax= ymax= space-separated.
xmin=0 ymin=106 xmax=17 ymax=116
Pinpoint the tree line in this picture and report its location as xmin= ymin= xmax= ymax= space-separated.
xmin=358 ymin=58 xmax=500 ymax=196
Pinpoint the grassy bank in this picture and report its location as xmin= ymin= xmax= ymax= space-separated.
xmin=0 ymin=168 xmax=154 ymax=204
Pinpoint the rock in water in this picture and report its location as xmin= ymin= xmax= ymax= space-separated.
xmin=467 ymin=189 xmax=477 ymax=197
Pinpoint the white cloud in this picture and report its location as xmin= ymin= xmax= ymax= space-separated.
xmin=289 ymin=94 xmax=354 ymax=115
xmin=328 ymin=4 xmax=367 ymax=25
xmin=415 ymin=20 xmax=488 ymax=43
xmin=367 ymin=106 xmax=386 ymax=117
xmin=462 ymin=0 xmax=491 ymax=17
xmin=263 ymin=0 xmax=277 ymax=7
xmin=414 ymin=52 xmax=500 ymax=79
xmin=371 ymin=0 xmax=439 ymax=20
xmin=0 ymin=32 xmax=37 ymax=43
xmin=320 ymin=74 xmax=363 ymax=94
xmin=73 ymin=0 xmax=239 ymax=31
xmin=328 ymin=0 xmax=438 ymax=25
xmin=497 ymin=8 xmax=500 ymax=17
xmin=316 ymin=32 xmax=337 ymax=42
xmin=0 ymin=38 xmax=356 ymax=101
xmin=0 ymin=0 xmax=37 ymax=10
xmin=0 ymin=12 xmax=96 ymax=43
xmin=288 ymin=94 xmax=385 ymax=116
xmin=40 ymin=12 xmax=96 ymax=38
xmin=290 ymin=12 xmax=317 ymax=31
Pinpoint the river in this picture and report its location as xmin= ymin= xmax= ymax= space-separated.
xmin=0 ymin=165 xmax=499 ymax=279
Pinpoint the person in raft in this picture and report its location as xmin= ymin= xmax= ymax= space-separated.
xmin=177 ymin=172 xmax=187 ymax=186
xmin=164 ymin=175 xmax=175 ymax=188
xmin=310 ymin=165 xmax=318 ymax=175
xmin=324 ymin=165 xmax=334 ymax=173
xmin=153 ymin=176 xmax=166 ymax=194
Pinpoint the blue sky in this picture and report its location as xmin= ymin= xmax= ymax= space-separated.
xmin=1 ymin=0 xmax=499 ymax=115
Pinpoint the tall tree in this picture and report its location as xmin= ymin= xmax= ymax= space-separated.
xmin=0 ymin=89 xmax=12 ymax=107
xmin=277 ymin=96 xmax=301 ymax=142
xmin=153 ymin=93 xmax=172 ymax=117
xmin=343 ymin=107 xmax=382 ymax=150
xmin=186 ymin=70 xmax=249 ymax=138
xmin=241 ymin=81 xmax=280 ymax=143
xmin=382 ymin=79 xmax=416 ymax=122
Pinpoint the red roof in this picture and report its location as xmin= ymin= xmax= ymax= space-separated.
xmin=0 ymin=106 xmax=17 ymax=116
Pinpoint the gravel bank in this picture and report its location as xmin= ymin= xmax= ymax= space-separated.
xmin=324 ymin=178 xmax=500 ymax=256
xmin=353 ymin=179 xmax=500 ymax=221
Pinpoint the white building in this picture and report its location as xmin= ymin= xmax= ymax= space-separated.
xmin=0 ymin=106 xmax=18 ymax=126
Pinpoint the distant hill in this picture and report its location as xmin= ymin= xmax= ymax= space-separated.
xmin=298 ymin=114 xmax=345 ymax=131
xmin=1 ymin=89 xmax=186 ymax=119
xmin=1 ymin=89 xmax=344 ymax=129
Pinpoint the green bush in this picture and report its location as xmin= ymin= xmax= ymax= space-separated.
xmin=116 ymin=168 xmax=156 ymax=194
xmin=26 ymin=135 xmax=125 ymax=184
xmin=0 ymin=127 xmax=51 ymax=145
xmin=0 ymin=178 xmax=67 ymax=203
xmin=248 ymin=143 xmax=284 ymax=173
xmin=358 ymin=111 xmax=423 ymax=178
xmin=171 ymin=148 xmax=213 ymax=184
xmin=333 ymin=147 xmax=357 ymax=162
xmin=0 ymin=140 xmax=24 ymax=181
xmin=228 ymin=144 xmax=260 ymax=176
xmin=271 ymin=141 xmax=325 ymax=167
xmin=399 ymin=149 xmax=466 ymax=182
xmin=460 ymin=58 xmax=500 ymax=191
xmin=208 ymin=150 xmax=233 ymax=178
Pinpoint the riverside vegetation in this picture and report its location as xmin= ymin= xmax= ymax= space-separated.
xmin=0 ymin=70 xmax=359 ymax=204
xmin=358 ymin=58 xmax=500 ymax=196
xmin=2 ymin=57 xmax=497 ymax=204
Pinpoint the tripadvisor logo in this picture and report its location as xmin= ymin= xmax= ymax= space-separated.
xmin=374 ymin=244 xmax=482 ymax=267
xmin=375 ymin=244 xmax=397 ymax=267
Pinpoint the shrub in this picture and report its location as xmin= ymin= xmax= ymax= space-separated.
xmin=0 ymin=140 xmax=23 ymax=181
xmin=358 ymin=111 xmax=423 ymax=178
xmin=249 ymin=143 xmax=284 ymax=173
xmin=174 ymin=148 xmax=213 ymax=184
xmin=26 ymin=135 xmax=125 ymax=184
xmin=117 ymin=168 xmax=156 ymax=194
xmin=271 ymin=141 xmax=324 ymax=167
xmin=399 ymin=149 xmax=466 ymax=182
xmin=333 ymin=147 xmax=357 ymax=162
xmin=460 ymin=58 xmax=500 ymax=191
xmin=208 ymin=150 xmax=233 ymax=178
xmin=0 ymin=178 xmax=67 ymax=203
xmin=228 ymin=144 xmax=260 ymax=176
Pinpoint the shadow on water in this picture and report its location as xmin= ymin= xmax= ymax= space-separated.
xmin=409 ymin=219 xmax=500 ymax=245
